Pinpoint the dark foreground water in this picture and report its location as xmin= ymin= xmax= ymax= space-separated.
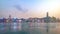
xmin=0 ymin=22 xmax=60 ymax=34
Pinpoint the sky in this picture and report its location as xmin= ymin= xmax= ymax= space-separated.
xmin=0 ymin=0 xmax=60 ymax=18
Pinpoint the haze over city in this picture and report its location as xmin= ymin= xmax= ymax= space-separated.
xmin=0 ymin=0 xmax=60 ymax=18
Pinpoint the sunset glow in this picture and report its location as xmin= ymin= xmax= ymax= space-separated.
xmin=0 ymin=0 xmax=60 ymax=18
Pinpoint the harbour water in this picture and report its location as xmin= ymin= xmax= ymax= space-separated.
xmin=0 ymin=22 xmax=60 ymax=34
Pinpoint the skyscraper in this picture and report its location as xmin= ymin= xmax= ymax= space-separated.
xmin=9 ymin=15 xmax=11 ymax=19
xmin=46 ymin=12 xmax=50 ymax=22
xmin=8 ymin=15 xmax=12 ymax=23
xmin=47 ymin=12 xmax=49 ymax=17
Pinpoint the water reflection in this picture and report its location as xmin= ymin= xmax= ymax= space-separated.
xmin=0 ymin=22 xmax=60 ymax=34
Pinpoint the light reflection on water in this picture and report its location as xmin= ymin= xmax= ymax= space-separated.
xmin=0 ymin=22 xmax=60 ymax=34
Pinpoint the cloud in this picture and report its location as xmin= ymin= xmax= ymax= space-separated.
xmin=14 ymin=5 xmax=28 ymax=13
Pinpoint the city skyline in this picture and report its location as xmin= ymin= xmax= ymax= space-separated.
xmin=0 ymin=0 xmax=60 ymax=18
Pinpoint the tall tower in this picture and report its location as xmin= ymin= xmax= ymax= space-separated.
xmin=9 ymin=15 xmax=11 ymax=19
xmin=47 ymin=12 xmax=49 ymax=17
xmin=8 ymin=15 xmax=12 ymax=22
xmin=46 ymin=12 xmax=49 ymax=23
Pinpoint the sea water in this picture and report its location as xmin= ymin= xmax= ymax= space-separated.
xmin=0 ymin=22 xmax=60 ymax=34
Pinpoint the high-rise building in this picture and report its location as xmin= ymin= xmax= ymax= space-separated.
xmin=46 ymin=12 xmax=51 ymax=23
xmin=8 ymin=15 xmax=12 ymax=23
xmin=47 ymin=12 xmax=49 ymax=17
